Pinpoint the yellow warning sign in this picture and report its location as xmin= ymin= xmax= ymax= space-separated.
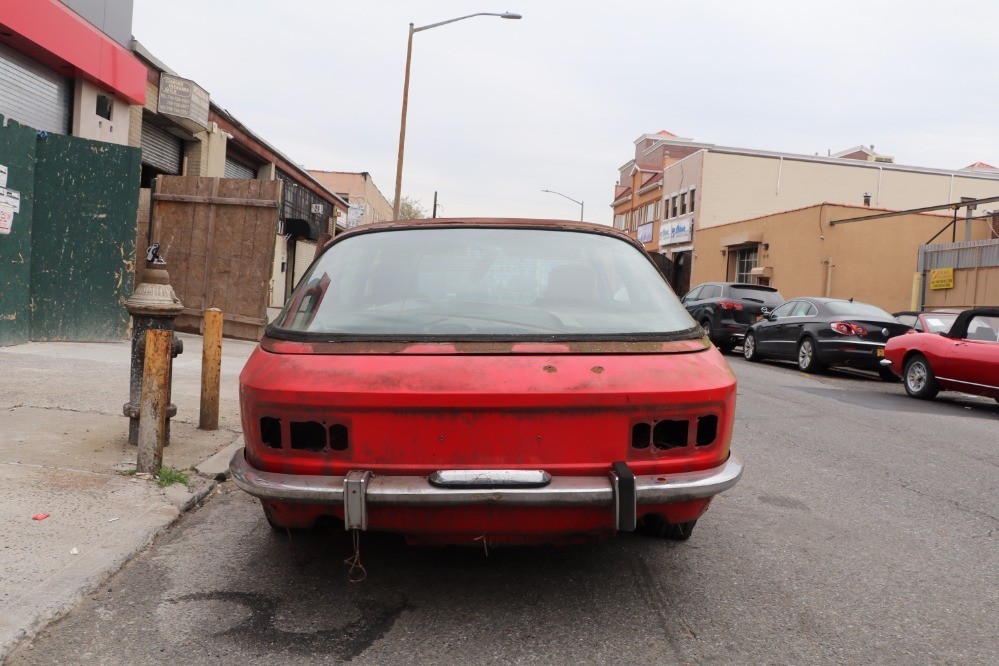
xmin=929 ymin=267 xmax=954 ymax=290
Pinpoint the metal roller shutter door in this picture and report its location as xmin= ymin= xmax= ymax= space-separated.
xmin=0 ymin=42 xmax=71 ymax=134
xmin=224 ymin=156 xmax=257 ymax=179
xmin=140 ymin=119 xmax=183 ymax=174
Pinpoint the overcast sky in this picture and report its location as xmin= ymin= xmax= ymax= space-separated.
xmin=132 ymin=1 xmax=999 ymax=224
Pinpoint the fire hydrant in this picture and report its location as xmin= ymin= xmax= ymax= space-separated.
xmin=123 ymin=245 xmax=184 ymax=446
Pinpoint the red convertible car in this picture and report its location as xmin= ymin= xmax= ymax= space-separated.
xmin=882 ymin=308 xmax=999 ymax=402
xmin=230 ymin=219 xmax=743 ymax=546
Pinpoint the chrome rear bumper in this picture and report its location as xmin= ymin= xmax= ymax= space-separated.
xmin=229 ymin=448 xmax=744 ymax=530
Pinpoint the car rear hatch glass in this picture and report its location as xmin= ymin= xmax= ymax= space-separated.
xmin=270 ymin=227 xmax=700 ymax=342
xmin=728 ymin=285 xmax=784 ymax=320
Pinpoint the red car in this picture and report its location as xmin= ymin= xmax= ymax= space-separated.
xmin=230 ymin=219 xmax=742 ymax=546
xmin=882 ymin=308 xmax=999 ymax=402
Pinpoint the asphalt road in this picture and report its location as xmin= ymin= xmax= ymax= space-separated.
xmin=10 ymin=355 xmax=999 ymax=665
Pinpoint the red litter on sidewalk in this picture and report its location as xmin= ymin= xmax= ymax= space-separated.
xmin=32 ymin=513 xmax=51 ymax=521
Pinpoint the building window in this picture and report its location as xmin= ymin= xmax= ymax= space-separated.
xmin=672 ymin=195 xmax=678 ymax=217
xmin=734 ymin=246 xmax=759 ymax=283
xmin=690 ymin=187 xmax=696 ymax=212
xmin=646 ymin=202 xmax=656 ymax=222
xmin=96 ymin=95 xmax=113 ymax=121
xmin=614 ymin=213 xmax=625 ymax=230
xmin=680 ymin=192 xmax=687 ymax=215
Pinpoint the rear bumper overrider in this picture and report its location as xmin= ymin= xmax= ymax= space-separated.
xmin=229 ymin=448 xmax=744 ymax=531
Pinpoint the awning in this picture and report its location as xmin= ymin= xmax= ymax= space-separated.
xmin=720 ymin=231 xmax=763 ymax=247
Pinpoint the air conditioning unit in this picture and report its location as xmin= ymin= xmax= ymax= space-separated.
xmin=311 ymin=203 xmax=324 ymax=215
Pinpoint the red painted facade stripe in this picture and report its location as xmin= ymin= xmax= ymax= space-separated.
xmin=0 ymin=0 xmax=146 ymax=105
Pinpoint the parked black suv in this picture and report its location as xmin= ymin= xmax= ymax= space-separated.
xmin=681 ymin=282 xmax=784 ymax=352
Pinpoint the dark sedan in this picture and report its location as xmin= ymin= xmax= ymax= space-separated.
xmin=743 ymin=297 xmax=911 ymax=379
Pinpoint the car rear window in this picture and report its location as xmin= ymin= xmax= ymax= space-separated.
xmin=922 ymin=314 xmax=957 ymax=333
xmin=272 ymin=228 xmax=698 ymax=338
xmin=825 ymin=301 xmax=892 ymax=318
xmin=729 ymin=285 xmax=784 ymax=306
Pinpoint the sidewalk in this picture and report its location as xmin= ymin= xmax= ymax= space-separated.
xmin=0 ymin=333 xmax=256 ymax=659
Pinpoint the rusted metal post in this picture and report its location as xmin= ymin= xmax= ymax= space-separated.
xmin=137 ymin=329 xmax=172 ymax=474
xmin=199 ymin=308 xmax=223 ymax=430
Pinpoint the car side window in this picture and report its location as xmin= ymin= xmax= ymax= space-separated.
xmin=771 ymin=302 xmax=796 ymax=319
xmin=965 ymin=316 xmax=999 ymax=342
xmin=703 ymin=285 xmax=721 ymax=299
xmin=684 ymin=286 xmax=703 ymax=302
xmin=789 ymin=302 xmax=812 ymax=317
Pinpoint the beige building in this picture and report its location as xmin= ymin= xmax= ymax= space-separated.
xmin=309 ymin=171 xmax=392 ymax=228
xmin=691 ymin=203 xmax=998 ymax=313
xmin=613 ymin=134 xmax=999 ymax=293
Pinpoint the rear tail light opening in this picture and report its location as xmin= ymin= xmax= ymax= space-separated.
xmin=259 ymin=417 xmax=350 ymax=453
xmin=631 ymin=414 xmax=719 ymax=451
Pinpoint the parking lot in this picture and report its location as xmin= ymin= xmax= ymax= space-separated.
xmin=10 ymin=354 xmax=999 ymax=665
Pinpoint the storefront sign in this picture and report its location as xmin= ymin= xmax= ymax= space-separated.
xmin=637 ymin=222 xmax=653 ymax=243
xmin=659 ymin=218 xmax=693 ymax=246
xmin=158 ymin=74 xmax=210 ymax=131
xmin=928 ymin=267 xmax=954 ymax=290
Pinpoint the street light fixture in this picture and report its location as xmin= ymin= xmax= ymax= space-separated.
xmin=542 ymin=189 xmax=584 ymax=222
xmin=392 ymin=12 xmax=522 ymax=220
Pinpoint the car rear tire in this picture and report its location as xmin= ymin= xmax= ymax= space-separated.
xmin=701 ymin=319 xmax=714 ymax=343
xmin=797 ymin=337 xmax=825 ymax=373
xmin=903 ymin=354 xmax=939 ymax=400
xmin=878 ymin=366 xmax=899 ymax=382
xmin=637 ymin=515 xmax=697 ymax=541
xmin=743 ymin=332 xmax=761 ymax=361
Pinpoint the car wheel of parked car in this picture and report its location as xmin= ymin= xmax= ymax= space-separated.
xmin=797 ymin=337 xmax=825 ymax=373
xmin=743 ymin=332 xmax=761 ymax=362
xmin=878 ymin=366 xmax=899 ymax=383
xmin=638 ymin=515 xmax=697 ymax=541
xmin=701 ymin=319 xmax=714 ymax=341
xmin=903 ymin=354 xmax=940 ymax=400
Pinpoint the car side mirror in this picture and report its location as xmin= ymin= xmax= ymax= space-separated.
xmin=769 ymin=312 xmax=779 ymax=321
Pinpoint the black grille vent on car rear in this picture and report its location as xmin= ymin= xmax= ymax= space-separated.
xmin=653 ymin=420 xmax=688 ymax=449
xmin=260 ymin=417 xmax=282 ymax=449
xmin=329 ymin=424 xmax=349 ymax=451
xmin=696 ymin=415 xmax=718 ymax=446
xmin=290 ymin=421 xmax=327 ymax=452
xmin=631 ymin=423 xmax=651 ymax=449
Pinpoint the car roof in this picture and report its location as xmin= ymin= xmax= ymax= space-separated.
xmin=337 ymin=217 xmax=629 ymax=238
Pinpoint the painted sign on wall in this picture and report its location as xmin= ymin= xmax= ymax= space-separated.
xmin=929 ymin=267 xmax=954 ymax=290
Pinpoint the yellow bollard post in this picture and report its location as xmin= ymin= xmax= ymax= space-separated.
xmin=199 ymin=308 xmax=223 ymax=430
xmin=910 ymin=272 xmax=923 ymax=311
xmin=136 ymin=329 xmax=172 ymax=474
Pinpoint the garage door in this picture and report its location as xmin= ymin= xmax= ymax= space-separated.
xmin=224 ymin=155 xmax=256 ymax=179
xmin=0 ymin=42 xmax=71 ymax=134
xmin=140 ymin=119 xmax=183 ymax=174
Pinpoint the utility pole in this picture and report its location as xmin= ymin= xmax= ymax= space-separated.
xmin=433 ymin=191 xmax=438 ymax=218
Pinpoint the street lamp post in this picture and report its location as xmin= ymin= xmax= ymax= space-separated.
xmin=392 ymin=12 xmax=522 ymax=221
xmin=542 ymin=189 xmax=584 ymax=222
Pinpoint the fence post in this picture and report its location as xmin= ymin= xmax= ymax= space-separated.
xmin=199 ymin=308 xmax=223 ymax=430
xmin=137 ymin=329 xmax=172 ymax=473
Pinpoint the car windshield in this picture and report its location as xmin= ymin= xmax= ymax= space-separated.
xmin=922 ymin=313 xmax=958 ymax=333
xmin=825 ymin=301 xmax=892 ymax=318
xmin=729 ymin=285 xmax=783 ymax=306
xmin=272 ymin=227 xmax=697 ymax=338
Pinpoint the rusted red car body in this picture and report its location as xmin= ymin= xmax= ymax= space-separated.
xmin=231 ymin=220 xmax=742 ymax=546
